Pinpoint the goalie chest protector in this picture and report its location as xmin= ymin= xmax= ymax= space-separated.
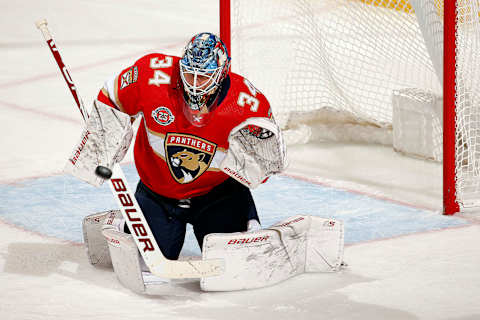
xmin=99 ymin=53 xmax=273 ymax=199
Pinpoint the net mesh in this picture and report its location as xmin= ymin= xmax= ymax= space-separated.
xmin=231 ymin=0 xmax=442 ymax=129
xmin=455 ymin=1 xmax=480 ymax=207
xmin=230 ymin=0 xmax=480 ymax=208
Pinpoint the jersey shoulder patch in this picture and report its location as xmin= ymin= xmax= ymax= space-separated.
xmin=120 ymin=65 xmax=139 ymax=89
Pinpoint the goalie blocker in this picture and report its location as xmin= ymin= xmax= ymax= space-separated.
xmin=64 ymin=100 xmax=134 ymax=187
xmin=83 ymin=212 xmax=344 ymax=293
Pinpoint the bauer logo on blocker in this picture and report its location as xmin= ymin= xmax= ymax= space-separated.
xmin=152 ymin=106 xmax=175 ymax=126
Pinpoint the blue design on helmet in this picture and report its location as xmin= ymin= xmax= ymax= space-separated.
xmin=179 ymin=32 xmax=231 ymax=114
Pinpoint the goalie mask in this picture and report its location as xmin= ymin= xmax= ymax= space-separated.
xmin=179 ymin=32 xmax=231 ymax=126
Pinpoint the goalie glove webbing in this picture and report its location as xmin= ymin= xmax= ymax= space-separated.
xmin=221 ymin=117 xmax=287 ymax=188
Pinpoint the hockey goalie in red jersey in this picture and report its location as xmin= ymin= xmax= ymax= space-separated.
xmin=64 ymin=32 xmax=344 ymax=293
xmin=84 ymin=32 xmax=287 ymax=260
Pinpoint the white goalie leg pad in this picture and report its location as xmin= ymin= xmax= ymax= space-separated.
xmin=82 ymin=209 xmax=128 ymax=268
xmin=200 ymin=215 xmax=344 ymax=291
xmin=82 ymin=210 xmax=116 ymax=268
xmin=64 ymin=100 xmax=133 ymax=187
xmin=103 ymin=217 xmax=196 ymax=295
xmin=305 ymin=216 xmax=345 ymax=273
xmin=102 ymin=227 xmax=146 ymax=294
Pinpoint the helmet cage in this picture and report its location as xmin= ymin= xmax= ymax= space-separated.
xmin=179 ymin=62 xmax=224 ymax=103
xmin=179 ymin=33 xmax=230 ymax=112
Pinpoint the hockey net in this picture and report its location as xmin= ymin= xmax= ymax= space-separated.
xmin=222 ymin=0 xmax=480 ymax=212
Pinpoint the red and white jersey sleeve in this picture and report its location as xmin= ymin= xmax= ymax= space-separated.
xmin=96 ymin=53 xmax=274 ymax=200
xmin=97 ymin=53 xmax=178 ymax=116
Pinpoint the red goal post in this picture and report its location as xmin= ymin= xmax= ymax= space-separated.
xmin=443 ymin=0 xmax=458 ymax=214
xmin=218 ymin=0 xmax=480 ymax=215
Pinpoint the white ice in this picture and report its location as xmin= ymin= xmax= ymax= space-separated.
xmin=1 ymin=1 xmax=480 ymax=319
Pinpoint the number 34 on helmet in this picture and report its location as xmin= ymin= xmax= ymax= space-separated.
xmin=179 ymin=32 xmax=231 ymax=126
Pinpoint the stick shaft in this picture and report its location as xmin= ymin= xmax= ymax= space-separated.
xmin=35 ymin=19 xmax=88 ymax=121
xmin=35 ymin=19 xmax=223 ymax=279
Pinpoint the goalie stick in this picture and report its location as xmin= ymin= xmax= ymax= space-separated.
xmin=35 ymin=19 xmax=223 ymax=279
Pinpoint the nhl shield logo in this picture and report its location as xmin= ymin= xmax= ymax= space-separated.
xmin=152 ymin=106 xmax=175 ymax=126
xmin=165 ymin=133 xmax=216 ymax=184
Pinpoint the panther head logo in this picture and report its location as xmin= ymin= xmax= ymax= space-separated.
xmin=170 ymin=149 xmax=208 ymax=183
xmin=165 ymin=133 xmax=216 ymax=184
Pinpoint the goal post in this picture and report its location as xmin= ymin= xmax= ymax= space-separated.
xmin=443 ymin=0 xmax=458 ymax=214
xmin=219 ymin=0 xmax=231 ymax=59
xmin=220 ymin=0 xmax=480 ymax=215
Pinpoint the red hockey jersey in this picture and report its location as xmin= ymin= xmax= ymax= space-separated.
xmin=97 ymin=53 xmax=272 ymax=199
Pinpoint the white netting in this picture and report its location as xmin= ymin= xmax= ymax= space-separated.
xmin=231 ymin=0 xmax=442 ymax=129
xmin=229 ymin=0 xmax=480 ymax=208
xmin=454 ymin=1 xmax=480 ymax=207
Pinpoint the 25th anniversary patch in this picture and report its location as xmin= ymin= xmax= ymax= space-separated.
xmin=152 ymin=106 xmax=175 ymax=126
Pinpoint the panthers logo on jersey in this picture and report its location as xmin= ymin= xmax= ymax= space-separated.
xmin=165 ymin=133 xmax=216 ymax=184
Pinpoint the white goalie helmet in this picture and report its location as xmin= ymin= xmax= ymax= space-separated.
xmin=179 ymin=32 xmax=231 ymax=126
